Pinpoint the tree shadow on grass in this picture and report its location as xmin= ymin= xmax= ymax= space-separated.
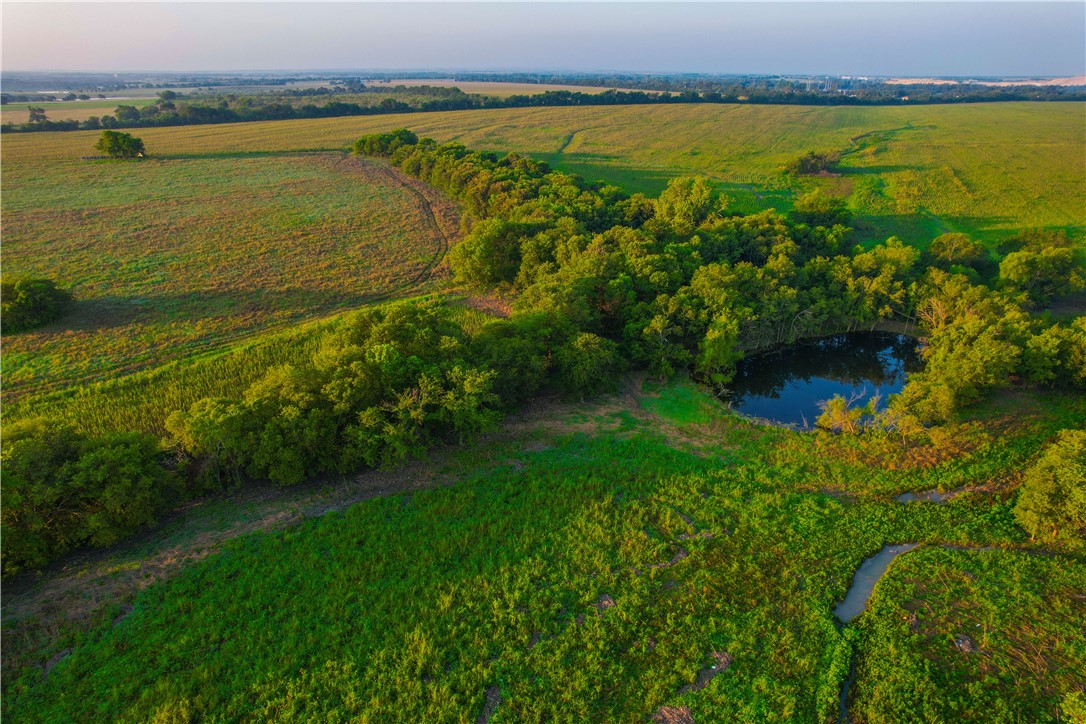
xmin=55 ymin=286 xmax=402 ymax=335
xmin=151 ymin=149 xmax=343 ymax=162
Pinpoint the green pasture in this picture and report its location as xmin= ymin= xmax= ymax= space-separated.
xmin=11 ymin=101 xmax=1080 ymax=246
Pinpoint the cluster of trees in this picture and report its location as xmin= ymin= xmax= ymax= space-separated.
xmin=1 ymin=278 xmax=72 ymax=334
xmin=7 ymin=74 xmax=1083 ymax=135
xmin=1 ymin=299 xmax=619 ymax=574
xmin=2 ymin=423 xmax=180 ymax=572
xmin=366 ymin=72 xmax=1086 ymax=103
xmin=1 ymin=93 xmax=100 ymax=103
xmin=4 ymin=129 xmax=1083 ymax=574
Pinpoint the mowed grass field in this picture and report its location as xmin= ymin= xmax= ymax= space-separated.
xmin=2 ymin=143 xmax=458 ymax=402
xmin=5 ymin=381 xmax=1083 ymax=722
xmin=9 ymin=101 xmax=1079 ymax=245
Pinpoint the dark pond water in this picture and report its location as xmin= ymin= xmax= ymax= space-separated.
xmin=723 ymin=332 xmax=923 ymax=428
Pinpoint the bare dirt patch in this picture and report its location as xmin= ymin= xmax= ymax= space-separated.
xmin=653 ymin=705 xmax=695 ymax=724
xmin=679 ymin=651 xmax=734 ymax=695
xmin=475 ymin=685 xmax=501 ymax=724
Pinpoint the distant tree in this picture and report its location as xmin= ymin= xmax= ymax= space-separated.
xmin=352 ymin=129 xmax=418 ymax=157
xmin=1 ymin=278 xmax=72 ymax=333
xmin=1013 ymin=429 xmax=1086 ymax=541
xmin=158 ymin=90 xmax=177 ymax=101
xmin=112 ymin=104 xmax=142 ymax=124
xmin=1000 ymin=247 xmax=1084 ymax=304
xmin=95 ymin=130 xmax=146 ymax=159
xmin=27 ymin=106 xmax=46 ymax=123
xmin=787 ymin=151 xmax=839 ymax=176
xmin=997 ymin=228 xmax=1072 ymax=257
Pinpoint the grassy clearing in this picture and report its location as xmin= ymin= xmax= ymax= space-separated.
xmin=4 ymin=380 xmax=1082 ymax=722
xmin=1 ymin=147 xmax=458 ymax=402
xmin=9 ymin=102 xmax=1079 ymax=246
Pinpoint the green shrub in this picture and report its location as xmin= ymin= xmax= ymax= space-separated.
xmin=1 ymin=278 xmax=71 ymax=333
xmin=556 ymin=332 xmax=624 ymax=398
xmin=1013 ymin=429 xmax=1086 ymax=541
xmin=1 ymin=421 xmax=179 ymax=575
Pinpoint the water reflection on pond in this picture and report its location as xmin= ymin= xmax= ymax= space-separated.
xmin=722 ymin=332 xmax=923 ymax=429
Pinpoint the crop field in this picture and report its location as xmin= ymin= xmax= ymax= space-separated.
xmin=9 ymin=101 xmax=1080 ymax=247
xmin=1 ymin=143 xmax=458 ymax=402
xmin=0 ymin=98 xmax=157 ymax=124
xmin=4 ymin=380 xmax=1083 ymax=722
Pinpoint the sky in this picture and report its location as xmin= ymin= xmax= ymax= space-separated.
xmin=3 ymin=2 xmax=1084 ymax=77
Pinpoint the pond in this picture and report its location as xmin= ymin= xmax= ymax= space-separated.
xmin=722 ymin=332 xmax=923 ymax=429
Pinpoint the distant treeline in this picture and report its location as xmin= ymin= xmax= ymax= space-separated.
xmin=368 ymin=71 xmax=1086 ymax=102
xmin=5 ymin=79 xmax=1084 ymax=134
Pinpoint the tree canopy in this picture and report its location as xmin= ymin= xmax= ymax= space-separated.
xmin=1 ymin=277 xmax=72 ymax=334
xmin=95 ymin=130 xmax=146 ymax=158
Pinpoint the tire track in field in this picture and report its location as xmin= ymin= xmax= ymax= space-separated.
xmin=348 ymin=155 xmax=452 ymax=297
xmin=7 ymin=153 xmax=457 ymax=405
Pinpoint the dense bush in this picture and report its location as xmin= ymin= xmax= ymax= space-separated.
xmin=166 ymin=300 xmax=526 ymax=487
xmin=0 ymin=421 xmax=180 ymax=575
xmin=787 ymin=150 xmax=839 ymax=175
xmin=1 ymin=278 xmax=71 ymax=333
xmin=1013 ymin=429 xmax=1086 ymax=541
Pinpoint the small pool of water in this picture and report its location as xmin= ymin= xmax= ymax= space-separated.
xmin=723 ymin=332 xmax=923 ymax=428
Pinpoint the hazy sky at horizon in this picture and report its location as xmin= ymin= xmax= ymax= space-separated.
xmin=3 ymin=2 xmax=1084 ymax=77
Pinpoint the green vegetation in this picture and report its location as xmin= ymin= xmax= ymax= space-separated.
xmin=4 ymin=129 xmax=1082 ymax=576
xmin=94 ymin=130 xmax=145 ymax=158
xmin=0 ymin=278 xmax=71 ymax=334
xmin=2 ymin=104 xmax=1083 ymax=721
xmin=4 ymin=381 xmax=1083 ymax=722
xmin=1013 ymin=430 xmax=1086 ymax=541
xmin=855 ymin=546 xmax=1085 ymax=722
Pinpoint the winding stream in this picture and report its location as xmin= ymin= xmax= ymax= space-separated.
xmin=834 ymin=543 xmax=919 ymax=623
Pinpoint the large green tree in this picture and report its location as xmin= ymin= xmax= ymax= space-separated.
xmin=95 ymin=130 xmax=146 ymax=158
xmin=1014 ymin=430 xmax=1086 ymax=540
